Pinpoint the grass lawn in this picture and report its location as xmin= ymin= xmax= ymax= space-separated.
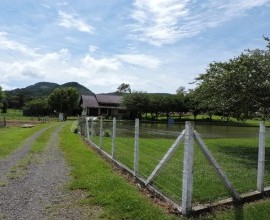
xmin=59 ymin=122 xmax=177 ymax=219
xmin=90 ymin=132 xmax=270 ymax=205
xmin=62 ymin=122 xmax=270 ymax=219
xmin=0 ymin=109 xmax=57 ymax=122
xmin=196 ymin=199 xmax=270 ymax=220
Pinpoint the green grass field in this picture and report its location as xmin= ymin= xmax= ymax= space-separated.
xmin=60 ymin=123 xmax=176 ymax=219
xmin=0 ymin=109 xmax=57 ymax=122
xmin=0 ymin=123 xmax=53 ymax=159
xmin=66 ymin=122 xmax=270 ymax=219
xmin=90 ymin=130 xmax=270 ymax=205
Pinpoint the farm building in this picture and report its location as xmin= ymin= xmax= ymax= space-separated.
xmin=80 ymin=94 xmax=129 ymax=118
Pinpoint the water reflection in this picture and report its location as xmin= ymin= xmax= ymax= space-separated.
xmin=133 ymin=121 xmax=260 ymax=139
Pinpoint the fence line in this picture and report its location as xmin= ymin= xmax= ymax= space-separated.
xmin=79 ymin=116 xmax=270 ymax=216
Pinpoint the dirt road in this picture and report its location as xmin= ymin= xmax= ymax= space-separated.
xmin=0 ymin=123 xmax=97 ymax=220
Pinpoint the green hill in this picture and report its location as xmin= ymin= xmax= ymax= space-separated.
xmin=5 ymin=81 xmax=94 ymax=108
xmin=61 ymin=82 xmax=94 ymax=96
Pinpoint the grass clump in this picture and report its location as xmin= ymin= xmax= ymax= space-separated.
xmin=59 ymin=123 xmax=176 ymax=220
xmin=0 ymin=124 xmax=50 ymax=159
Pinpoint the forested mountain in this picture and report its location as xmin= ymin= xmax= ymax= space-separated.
xmin=5 ymin=81 xmax=94 ymax=109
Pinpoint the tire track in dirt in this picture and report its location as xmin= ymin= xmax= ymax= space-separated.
xmin=0 ymin=125 xmax=54 ymax=182
xmin=0 ymin=123 xmax=101 ymax=220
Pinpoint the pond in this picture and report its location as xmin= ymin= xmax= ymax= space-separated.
xmin=137 ymin=121 xmax=263 ymax=139
xmin=99 ymin=120 xmax=268 ymax=139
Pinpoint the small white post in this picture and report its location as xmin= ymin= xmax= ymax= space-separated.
xmin=99 ymin=116 xmax=103 ymax=148
xmin=181 ymin=121 xmax=194 ymax=216
xmin=85 ymin=117 xmax=90 ymax=139
xmin=134 ymin=118 xmax=139 ymax=176
xmin=112 ymin=117 xmax=116 ymax=158
xmin=257 ymin=121 xmax=266 ymax=192
xmin=90 ymin=117 xmax=94 ymax=141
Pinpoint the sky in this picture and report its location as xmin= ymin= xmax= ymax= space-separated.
xmin=0 ymin=0 xmax=270 ymax=94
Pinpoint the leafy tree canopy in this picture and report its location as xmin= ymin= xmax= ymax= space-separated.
xmin=117 ymin=83 xmax=131 ymax=94
xmin=192 ymin=37 xmax=270 ymax=120
xmin=48 ymin=87 xmax=79 ymax=116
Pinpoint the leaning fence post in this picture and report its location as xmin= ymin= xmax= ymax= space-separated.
xmin=182 ymin=121 xmax=194 ymax=216
xmin=134 ymin=118 xmax=139 ymax=176
xmin=112 ymin=117 xmax=116 ymax=159
xmin=257 ymin=121 xmax=266 ymax=192
xmin=85 ymin=117 xmax=90 ymax=140
xmin=99 ymin=116 xmax=103 ymax=148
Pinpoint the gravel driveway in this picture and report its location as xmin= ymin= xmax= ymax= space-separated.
xmin=0 ymin=123 xmax=100 ymax=220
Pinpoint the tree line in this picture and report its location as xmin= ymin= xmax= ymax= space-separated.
xmin=124 ymin=37 xmax=270 ymax=121
xmin=0 ymin=86 xmax=79 ymax=118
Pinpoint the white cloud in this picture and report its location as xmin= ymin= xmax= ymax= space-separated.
xmin=0 ymin=32 xmax=39 ymax=57
xmin=131 ymin=0 xmax=270 ymax=46
xmin=131 ymin=0 xmax=190 ymax=46
xmin=116 ymin=54 xmax=162 ymax=69
xmin=88 ymin=45 xmax=98 ymax=53
xmin=0 ymin=35 xmax=130 ymax=92
xmin=82 ymin=55 xmax=122 ymax=73
xmin=58 ymin=11 xmax=94 ymax=34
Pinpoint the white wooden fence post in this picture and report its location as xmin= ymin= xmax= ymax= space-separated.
xmin=85 ymin=117 xmax=90 ymax=139
xmin=134 ymin=118 xmax=139 ymax=176
xmin=257 ymin=121 xmax=266 ymax=192
xmin=112 ymin=117 xmax=116 ymax=159
xmin=99 ymin=116 xmax=103 ymax=148
xmin=90 ymin=118 xmax=94 ymax=141
xmin=182 ymin=121 xmax=194 ymax=216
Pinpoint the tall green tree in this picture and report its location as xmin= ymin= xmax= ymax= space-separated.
xmin=117 ymin=83 xmax=131 ymax=94
xmin=23 ymin=97 xmax=51 ymax=116
xmin=0 ymin=86 xmax=3 ymax=110
xmin=123 ymin=91 xmax=149 ymax=119
xmin=193 ymin=38 xmax=270 ymax=120
xmin=48 ymin=87 xmax=79 ymax=117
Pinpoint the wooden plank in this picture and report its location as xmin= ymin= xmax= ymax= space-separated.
xmin=194 ymin=131 xmax=241 ymax=201
xmin=145 ymin=130 xmax=185 ymax=185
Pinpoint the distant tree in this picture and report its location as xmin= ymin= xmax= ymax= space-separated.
xmin=0 ymin=86 xmax=3 ymax=110
xmin=117 ymin=83 xmax=131 ymax=94
xmin=123 ymin=91 xmax=149 ymax=119
xmin=2 ymin=99 xmax=8 ymax=113
xmin=48 ymin=87 xmax=79 ymax=118
xmin=176 ymin=86 xmax=186 ymax=95
xmin=23 ymin=97 xmax=51 ymax=116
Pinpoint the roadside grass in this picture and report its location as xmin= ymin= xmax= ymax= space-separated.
xmin=0 ymin=123 xmax=51 ymax=159
xmin=59 ymin=123 xmax=176 ymax=220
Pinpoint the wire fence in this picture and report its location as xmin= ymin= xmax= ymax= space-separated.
xmin=78 ymin=117 xmax=270 ymax=216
